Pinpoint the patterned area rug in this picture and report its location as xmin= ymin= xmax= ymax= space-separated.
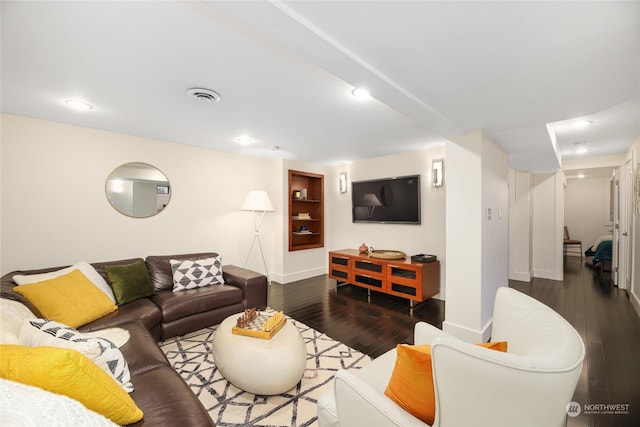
xmin=160 ymin=316 xmax=370 ymax=427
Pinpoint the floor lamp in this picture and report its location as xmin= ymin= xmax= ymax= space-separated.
xmin=241 ymin=190 xmax=274 ymax=282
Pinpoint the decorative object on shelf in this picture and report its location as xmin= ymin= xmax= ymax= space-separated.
xmin=432 ymin=159 xmax=444 ymax=187
xmin=339 ymin=172 xmax=348 ymax=194
xmin=293 ymin=190 xmax=302 ymax=200
xmin=241 ymin=190 xmax=274 ymax=282
xmin=358 ymin=243 xmax=369 ymax=253
xmin=292 ymin=212 xmax=311 ymax=220
xmin=299 ymin=225 xmax=309 ymax=232
xmin=369 ymin=249 xmax=407 ymax=260
xmin=301 ymin=189 xmax=308 ymax=200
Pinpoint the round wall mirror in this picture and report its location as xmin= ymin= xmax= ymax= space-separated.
xmin=105 ymin=162 xmax=171 ymax=218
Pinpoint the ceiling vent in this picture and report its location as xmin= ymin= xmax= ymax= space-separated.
xmin=186 ymin=88 xmax=221 ymax=103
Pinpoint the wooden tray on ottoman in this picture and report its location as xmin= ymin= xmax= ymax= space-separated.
xmin=231 ymin=313 xmax=286 ymax=340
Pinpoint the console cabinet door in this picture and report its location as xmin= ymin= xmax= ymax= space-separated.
xmin=329 ymin=253 xmax=350 ymax=282
xmin=386 ymin=264 xmax=423 ymax=301
xmin=352 ymin=259 xmax=386 ymax=292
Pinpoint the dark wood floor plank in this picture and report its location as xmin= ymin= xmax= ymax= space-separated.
xmin=268 ymin=256 xmax=640 ymax=426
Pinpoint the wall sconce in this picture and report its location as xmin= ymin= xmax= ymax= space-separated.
xmin=432 ymin=159 xmax=444 ymax=187
xmin=339 ymin=172 xmax=347 ymax=193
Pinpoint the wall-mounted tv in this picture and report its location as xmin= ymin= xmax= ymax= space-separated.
xmin=352 ymin=175 xmax=421 ymax=224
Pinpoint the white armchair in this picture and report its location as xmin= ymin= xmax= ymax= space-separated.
xmin=317 ymin=287 xmax=585 ymax=427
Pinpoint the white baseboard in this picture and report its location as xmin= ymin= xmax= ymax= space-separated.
xmin=533 ymin=269 xmax=563 ymax=281
xmin=270 ymin=267 xmax=327 ymax=285
xmin=442 ymin=319 xmax=492 ymax=343
xmin=509 ymin=270 xmax=532 ymax=282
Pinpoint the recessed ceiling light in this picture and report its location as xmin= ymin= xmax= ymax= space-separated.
xmin=187 ymin=88 xmax=221 ymax=103
xmin=577 ymin=174 xmax=586 ymax=179
xmin=269 ymin=145 xmax=280 ymax=151
xmin=64 ymin=99 xmax=93 ymax=111
xmin=235 ymin=136 xmax=254 ymax=146
xmin=351 ymin=87 xmax=371 ymax=99
xmin=574 ymin=141 xmax=589 ymax=154
xmin=572 ymin=120 xmax=593 ymax=129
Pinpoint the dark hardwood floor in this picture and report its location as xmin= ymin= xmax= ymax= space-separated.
xmin=268 ymin=256 xmax=640 ymax=427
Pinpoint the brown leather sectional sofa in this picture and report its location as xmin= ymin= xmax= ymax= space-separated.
xmin=0 ymin=252 xmax=268 ymax=426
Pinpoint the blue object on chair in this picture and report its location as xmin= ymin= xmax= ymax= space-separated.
xmin=593 ymin=240 xmax=613 ymax=266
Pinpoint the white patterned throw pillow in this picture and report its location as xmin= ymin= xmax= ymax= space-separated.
xmin=19 ymin=319 xmax=134 ymax=393
xmin=170 ymin=256 xmax=224 ymax=292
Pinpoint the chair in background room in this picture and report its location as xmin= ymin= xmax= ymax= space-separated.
xmin=564 ymin=226 xmax=583 ymax=257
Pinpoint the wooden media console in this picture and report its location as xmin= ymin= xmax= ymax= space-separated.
xmin=328 ymin=249 xmax=440 ymax=308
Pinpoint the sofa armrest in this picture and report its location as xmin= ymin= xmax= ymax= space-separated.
xmin=333 ymin=370 xmax=429 ymax=427
xmin=222 ymin=265 xmax=267 ymax=310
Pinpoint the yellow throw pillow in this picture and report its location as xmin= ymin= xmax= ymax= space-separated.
xmin=0 ymin=345 xmax=143 ymax=425
xmin=384 ymin=341 xmax=508 ymax=424
xmin=13 ymin=269 xmax=117 ymax=328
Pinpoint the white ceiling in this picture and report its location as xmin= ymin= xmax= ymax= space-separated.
xmin=2 ymin=1 xmax=639 ymax=172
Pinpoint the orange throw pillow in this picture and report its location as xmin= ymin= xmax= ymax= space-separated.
xmin=384 ymin=341 xmax=507 ymax=424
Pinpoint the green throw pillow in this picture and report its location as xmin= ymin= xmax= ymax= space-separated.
xmin=104 ymin=260 xmax=156 ymax=305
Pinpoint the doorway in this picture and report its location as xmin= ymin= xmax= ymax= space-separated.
xmin=563 ymin=167 xmax=617 ymax=282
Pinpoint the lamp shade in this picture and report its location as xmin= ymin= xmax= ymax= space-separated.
xmin=241 ymin=190 xmax=274 ymax=212
xmin=361 ymin=193 xmax=382 ymax=207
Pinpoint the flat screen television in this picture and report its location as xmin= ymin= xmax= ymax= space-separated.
xmin=352 ymin=175 xmax=421 ymax=224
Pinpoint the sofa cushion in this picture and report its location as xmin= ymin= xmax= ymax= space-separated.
xmin=0 ymin=345 xmax=143 ymax=425
xmin=12 ymin=260 xmax=116 ymax=303
xmin=104 ymin=260 xmax=156 ymax=305
xmin=20 ymin=319 xmax=134 ymax=392
xmin=384 ymin=342 xmax=508 ymax=425
xmin=151 ymin=285 xmax=243 ymax=323
xmin=13 ymin=269 xmax=117 ymax=328
xmin=170 ymin=256 xmax=224 ymax=291
xmin=79 ymin=298 xmax=162 ymax=334
xmin=116 ymin=321 xmax=170 ymax=377
xmin=127 ymin=366 xmax=214 ymax=427
xmin=146 ymin=252 xmax=220 ymax=291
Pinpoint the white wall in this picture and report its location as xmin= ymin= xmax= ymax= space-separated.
xmin=0 ymin=114 xmax=446 ymax=289
xmin=532 ymin=172 xmax=564 ymax=281
xmin=325 ymin=146 xmax=447 ymax=297
xmin=0 ymin=114 xmax=281 ymax=275
xmin=444 ymin=130 xmax=508 ymax=342
xmin=564 ymin=176 xmax=613 ymax=253
xmin=508 ymin=169 xmax=533 ymax=281
xmin=480 ymin=133 xmax=509 ymax=330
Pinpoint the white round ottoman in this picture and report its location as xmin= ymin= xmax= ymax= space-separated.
xmin=211 ymin=312 xmax=307 ymax=395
